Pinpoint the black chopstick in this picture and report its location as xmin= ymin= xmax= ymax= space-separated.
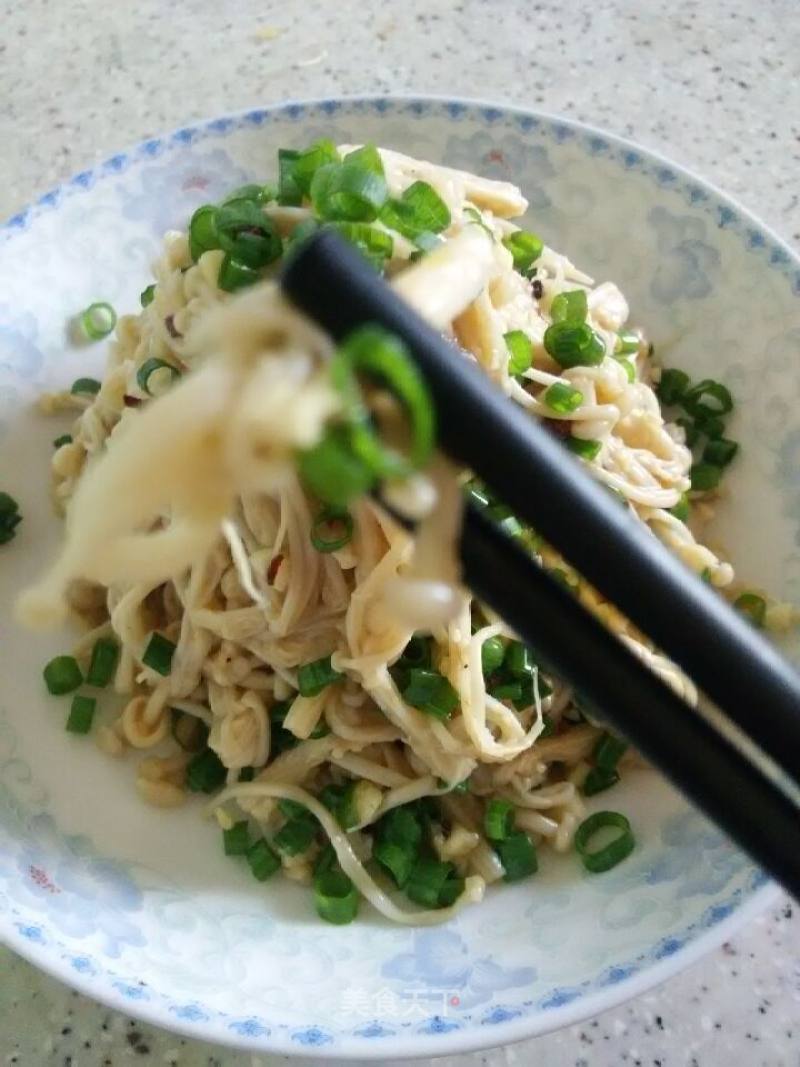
xmin=281 ymin=229 xmax=800 ymax=897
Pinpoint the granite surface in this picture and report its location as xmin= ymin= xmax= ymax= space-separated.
xmin=2 ymin=0 xmax=799 ymax=1064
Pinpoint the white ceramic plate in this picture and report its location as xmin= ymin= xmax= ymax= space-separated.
xmin=1 ymin=96 xmax=797 ymax=1060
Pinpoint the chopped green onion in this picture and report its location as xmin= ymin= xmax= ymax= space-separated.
xmin=70 ymin=377 xmax=101 ymax=396
xmin=734 ymin=592 xmax=767 ymax=628
xmin=297 ymin=655 xmax=343 ymax=697
xmin=575 ymin=811 xmax=635 ymax=872
xmin=544 ymin=322 xmax=605 ymax=369
xmin=53 ymin=434 xmax=72 ymax=449
xmin=682 ymin=379 xmax=733 ymax=419
xmin=277 ymin=149 xmax=303 ymax=206
xmin=695 ymin=412 xmax=725 ymax=439
xmin=274 ymin=815 xmax=316 ymax=856
xmin=619 ymin=359 xmax=636 ymax=383
xmin=670 ymin=493 xmax=690 ymax=522
xmin=593 ymin=732 xmax=628 ymax=771
xmin=378 ymin=805 xmax=423 ymax=849
xmin=330 ymin=325 xmax=436 ymax=479
xmin=566 ymin=436 xmax=602 ymax=461
xmin=186 ymin=748 xmax=227 ymax=793
xmin=463 ymin=206 xmax=493 ymax=237
xmin=503 ymin=330 xmax=533 ymax=376
xmin=543 ymin=381 xmax=584 ymax=414
xmin=79 ymin=302 xmax=117 ymax=341
xmin=311 ymin=162 xmax=388 ymax=222
xmin=314 ymin=869 xmax=360 ymax=924
xmin=484 ymin=798 xmax=515 ymax=842
xmin=43 ymin=655 xmax=83 ymax=695
xmin=278 ymin=798 xmax=308 ymax=821
xmin=330 ymin=222 xmax=393 ymax=268
xmin=323 ymin=781 xmax=359 ymax=830
xmin=189 ymin=204 xmax=221 ymax=260
xmin=401 ymin=635 xmax=433 ymax=670
xmin=489 ymin=679 xmax=524 ymax=704
xmin=222 ymin=183 xmax=276 ymax=205
xmin=142 ymin=632 xmax=176 ymax=676
xmin=504 ymin=640 xmax=536 ymax=679
xmin=550 ymin=289 xmax=588 ymax=324
xmin=0 ymin=492 xmax=21 ymax=545
xmin=677 ymin=416 xmax=700 ymax=447
xmin=314 ymin=842 xmax=337 ymax=878
xmin=690 ymin=462 xmax=722 ymax=492
xmin=502 ymin=230 xmax=544 ymax=273
xmin=66 ymin=694 xmax=96 ymax=735
xmin=703 ymin=437 xmax=738 ymax=467
xmin=540 ymin=714 xmax=556 ymax=737
xmin=246 ymin=838 xmax=280 ymax=881
xmin=481 ymin=635 xmax=505 ymax=675
xmin=214 ymin=199 xmax=282 ymax=265
xmin=380 ymin=181 xmax=451 ymax=240
xmin=656 ymin=368 xmax=690 ymax=405
xmin=286 ymin=217 xmax=320 ymax=254
xmin=582 ymin=767 xmax=620 ymax=796
xmin=310 ymin=507 xmax=353 ymax=553
xmin=374 ymin=839 xmax=416 ymax=888
xmin=402 ymin=668 xmax=459 ymax=720
xmin=438 ymin=872 xmax=466 ymax=907
xmin=140 ymin=284 xmax=156 ymax=307
xmin=86 ymin=638 xmax=119 ymax=688
xmin=136 ymin=357 xmax=181 ymax=397
xmin=344 ymin=143 xmax=385 ymax=176
xmin=615 ymin=331 xmax=640 ymax=355
xmin=496 ymin=830 xmax=538 ymax=881
xmin=406 ymin=858 xmax=457 ymax=908
xmin=223 ymin=820 xmax=251 ymax=856
xmin=218 ymin=253 xmax=260 ymax=292
xmin=299 ymin=425 xmax=376 ymax=509
xmin=701 ymin=567 xmax=713 ymax=584
xmin=293 ymin=139 xmax=340 ymax=194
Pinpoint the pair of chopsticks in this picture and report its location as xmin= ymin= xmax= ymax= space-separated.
xmin=282 ymin=229 xmax=800 ymax=899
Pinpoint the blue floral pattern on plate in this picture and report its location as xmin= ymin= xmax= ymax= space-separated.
xmin=0 ymin=97 xmax=796 ymax=1058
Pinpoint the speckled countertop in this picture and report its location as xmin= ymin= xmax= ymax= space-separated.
xmin=2 ymin=1 xmax=799 ymax=1064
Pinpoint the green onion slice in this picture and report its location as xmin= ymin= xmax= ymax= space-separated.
xmin=274 ymin=815 xmax=316 ymax=856
xmin=297 ymin=655 xmax=343 ymax=697
xmin=136 ymin=357 xmax=181 ymax=397
xmin=502 ymin=230 xmax=544 ymax=273
xmin=480 ymin=635 xmax=505 ymax=675
xmin=734 ymin=592 xmax=767 ymax=628
xmin=310 ymin=507 xmax=354 ymax=553
xmin=43 ymin=655 xmax=83 ymax=695
xmin=142 ymin=632 xmax=176 ymax=676
xmin=402 ymin=668 xmax=459 ymax=720
xmin=670 ymin=493 xmax=690 ymax=522
xmin=690 ymin=462 xmax=722 ymax=492
xmin=615 ymin=330 xmax=640 ymax=355
xmin=594 ymin=732 xmax=628 ymax=771
xmin=503 ymin=330 xmax=533 ymax=377
xmin=682 ymin=379 xmax=733 ymax=419
xmin=496 ymin=830 xmax=538 ymax=881
xmin=311 ymin=162 xmax=389 ymax=222
xmin=550 ymin=289 xmax=588 ymax=324
xmin=247 ymin=838 xmax=281 ymax=881
xmin=140 ymin=284 xmax=156 ymax=307
xmin=66 ymin=694 xmax=96 ymax=735
xmin=86 ymin=638 xmax=119 ymax=688
xmin=70 ymin=377 xmax=101 ymax=396
xmin=344 ymin=143 xmax=385 ymax=176
xmin=374 ymin=839 xmax=416 ymax=888
xmin=186 ymin=748 xmax=227 ymax=793
xmin=484 ymin=798 xmax=515 ymax=841
xmin=293 ymin=139 xmax=341 ymax=194
xmin=79 ymin=302 xmax=117 ymax=341
xmin=277 ymin=149 xmax=303 ymax=206
xmin=405 ymin=858 xmax=458 ymax=908
xmin=581 ymin=767 xmax=621 ymax=796
xmin=575 ymin=810 xmax=635 ymax=872
xmin=544 ymin=322 xmax=605 ymax=369
xmin=331 ymin=221 xmax=393 ymax=268
xmin=703 ymin=437 xmax=738 ymax=467
xmin=656 ymin=368 xmax=690 ymax=405
xmin=189 ymin=204 xmax=221 ymax=260
xmin=380 ymin=181 xmax=451 ymax=240
xmin=218 ymin=253 xmax=261 ymax=292
xmin=314 ymin=869 xmax=360 ymax=924
xmin=566 ymin=436 xmax=601 ymax=461
xmin=543 ymin=380 xmax=583 ymax=414
xmin=298 ymin=425 xmax=375 ymax=509
xmin=223 ymin=820 xmax=251 ymax=856
xmin=53 ymin=434 xmax=72 ymax=449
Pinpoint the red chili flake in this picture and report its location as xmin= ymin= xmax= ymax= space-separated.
xmin=486 ymin=149 xmax=506 ymax=165
xmin=267 ymin=554 xmax=284 ymax=583
xmin=123 ymin=395 xmax=142 ymax=407
xmin=29 ymin=865 xmax=59 ymax=893
xmin=165 ymin=314 xmax=182 ymax=339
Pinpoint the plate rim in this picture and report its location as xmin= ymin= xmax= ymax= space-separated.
xmin=0 ymin=92 xmax=796 ymax=1058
